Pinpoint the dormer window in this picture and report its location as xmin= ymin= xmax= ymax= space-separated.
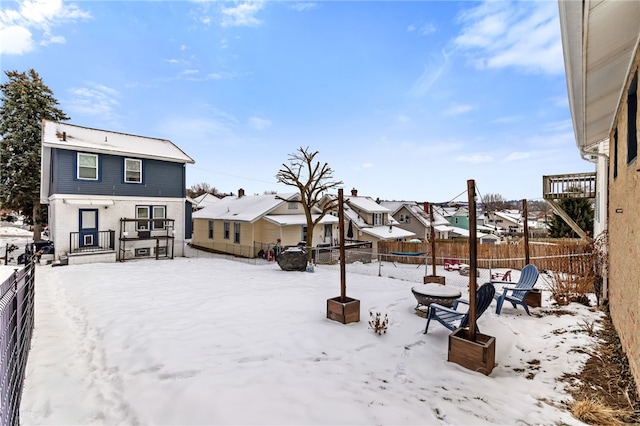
xmin=77 ymin=153 xmax=98 ymax=180
xmin=124 ymin=158 xmax=142 ymax=183
xmin=373 ymin=213 xmax=383 ymax=226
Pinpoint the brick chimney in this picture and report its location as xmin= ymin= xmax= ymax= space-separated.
xmin=351 ymin=188 xmax=358 ymax=197
xmin=424 ymin=202 xmax=430 ymax=212
xmin=238 ymin=188 xmax=245 ymax=197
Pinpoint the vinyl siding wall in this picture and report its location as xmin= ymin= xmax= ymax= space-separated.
xmin=50 ymin=148 xmax=185 ymax=198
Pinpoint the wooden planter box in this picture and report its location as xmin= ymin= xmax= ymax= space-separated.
xmin=524 ymin=289 xmax=542 ymax=308
xmin=448 ymin=328 xmax=496 ymax=375
xmin=327 ymin=297 xmax=360 ymax=324
xmin=423 ymin=275 xmax=446 ymax=285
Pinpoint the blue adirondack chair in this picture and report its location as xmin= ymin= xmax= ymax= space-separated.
xmin=492 ymin=264 xmax=539 ymax=315
xmin=424 ymin=283 xmax=496 ymax=334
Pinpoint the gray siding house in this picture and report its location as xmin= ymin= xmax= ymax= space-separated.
xmin=40 ymin=120 xmax=195 ymax=264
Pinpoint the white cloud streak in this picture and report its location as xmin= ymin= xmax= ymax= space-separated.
xmin=220 ymin=1 xmax=264 ymax=27
xmin=454 ymin=1 xmax=563 ymax=75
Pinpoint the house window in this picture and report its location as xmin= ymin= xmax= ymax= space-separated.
xmin=77 ymin=153 xmax=98 ymax=180
xmin=208 ymin=220 xmax=214 ymax=239
xmin=152 ymin=206 xmax=166 ymax=230
xmin=288 ymin=202 xmax=298 ymax=210
xmin=136 ymin=206 xmax=150 ymax=231
xmin=124 ymin=158 xmax=142 ymax=183
xmin=628 ymin=71 xmax=638 ymax=165
xmin=302 ymin=225 xmax=308 ymax=242
xmin=373 ymin=213 xmax=383 ymax=226
xmin=233 ymin=223 xmax=240 ymax=243
xmin=224 ymin=222 xmax=230 ymax=239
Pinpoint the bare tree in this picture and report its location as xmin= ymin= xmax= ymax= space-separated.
xmin=187 ymin=182 xmax=219 ymax=198
xmin=276 ymin=147 xmax=343 ymax=262
xmin=482 ymin=193 xmax=507 ymax=212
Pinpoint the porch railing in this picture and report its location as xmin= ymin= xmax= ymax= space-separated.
xmin=542 ymin=172 xmax=597 ymax=199
xmin=69 ymin=230 xmax=115 ymax=253
xmin=0 ymin=253 xmax=36 ymax=426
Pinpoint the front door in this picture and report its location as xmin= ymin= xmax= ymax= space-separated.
xmin=79 ymin=209 xmax=98 ymax=247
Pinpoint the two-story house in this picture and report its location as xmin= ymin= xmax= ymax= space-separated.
xmin=40 ymin=120 xmax=195 ymax=264
xmin=381 ymin=201 xmax=450 ymax=241
xmin=340 ymin=189 xmax=415 ymax=250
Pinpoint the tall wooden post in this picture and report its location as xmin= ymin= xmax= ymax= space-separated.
xmin=467 ymin=179 xmax=478 ymax=341
xmin=429 ymin=203 xmax=437 ymax=276
xmin=338 ymin=188 xmax=346 ymax=302
xmin=522 ymin=199 xmax=530 ymax=265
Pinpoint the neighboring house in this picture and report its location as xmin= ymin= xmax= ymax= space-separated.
xmin=449 ymin=207 xmax=470 ymax=230
xmin=485 ymin=211 xmax=523 ymax=235
xmin=381 ymin=201 xmax=449 ymax=241
xmin=559 ymin=0 xmax=640 ymax=391
xmin=339 ymin=189 xmax=415 ymax=250
xmin=39 ymin=120 xmax=195 ymax=264
xmin=191 ymin=190 xmax=339 ymax=258
xmin=192 ymin=193 xmax=221 ymax=210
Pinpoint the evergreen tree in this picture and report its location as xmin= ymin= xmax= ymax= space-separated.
xmin=548 ymin=195 xmax=595 ymax=238
xmin=0 ymin=69 xmax=69 ymax=238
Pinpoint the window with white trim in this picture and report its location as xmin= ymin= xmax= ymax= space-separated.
xmin=77 ymin=153 xmax=98 ymax=180
xmin=373 ymin=213 xmax=383 ymax=226
xmin=224 ymin=222 xmax=230 ymax=239
xmin=124 ymin=158 xmax=142 ymax=183
xmin=208 ymin=220 xmax=214 ymax=239
xmin=136 ymin=206 xmax=150 ymax=231
xmin=135 ymin=205 xmax=167 ymax=231
xmin=152 ymin=206 xmax=166 ymax=230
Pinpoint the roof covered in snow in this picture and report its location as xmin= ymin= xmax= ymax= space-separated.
xmin=192 ymin=193 xmax=299 ymax=222
xmin=41 ymin=120 xmax=195 ymax=164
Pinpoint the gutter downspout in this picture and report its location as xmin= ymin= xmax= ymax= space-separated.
xmin=579 ymin=141 xmax=609 ymax=304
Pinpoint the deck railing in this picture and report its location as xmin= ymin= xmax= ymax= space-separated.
xmin=0 ymin=253 xmax=36 ymax=426
xmin=69 ymin=230 xmax=115 ymax=253
xmin=542 ymin=172 xmax=597 ymax=199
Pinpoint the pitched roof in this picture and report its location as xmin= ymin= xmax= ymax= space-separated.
xmin=41 ymin=120 xmax=195 ymax=164
xmin=192 ymin=193 xmax=298 ymax=222
xmin=345 ymin=196 xmax=388 ymax=213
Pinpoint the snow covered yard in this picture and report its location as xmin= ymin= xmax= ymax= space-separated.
xmin=17 ymin=255 xmax=598 ymax=425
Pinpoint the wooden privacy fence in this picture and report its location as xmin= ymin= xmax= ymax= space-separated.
xmin=378 ymin=239 xmax=592 ymax=272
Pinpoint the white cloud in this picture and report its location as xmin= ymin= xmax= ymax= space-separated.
xmin=504 ymin=152 xmax=530 ymax=162
xmin=220 ymin=1 xmax=264 ymax=27
xmin=362 ymin=163 xmax=374 ymax=169
xmin=0 ymin=25 xmax=33 ymax=54
xmin=0 ymin=0 xmax=91 ymax=55
xmin=408 ymin=50 xmax=450 ymax=97
xmin=444 ymin=104 xmax=474 ymax=116
xmin=456 ymin=154 xmax=492 ymax=163
xmin=41 ymin=34 xmax=65 ymax=46
xmin=248 ymin=117 xmax=271 ymax=130
xmin=66 ymin=83 xmax=120 ymax=120
xmin=454 ymin=1 xmax=563 ymax=75
xmin=290 ymin=3 xmax=317 ymax=12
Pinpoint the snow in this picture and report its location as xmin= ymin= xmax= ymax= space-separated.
xmin=411 ymin=284 xmax=461 ymax=298
xmin=13 ymin=239 xmax=599 ymax=425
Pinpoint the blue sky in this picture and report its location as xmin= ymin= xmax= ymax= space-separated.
xmin=1 ymin=0 xmax=592 ymax=203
